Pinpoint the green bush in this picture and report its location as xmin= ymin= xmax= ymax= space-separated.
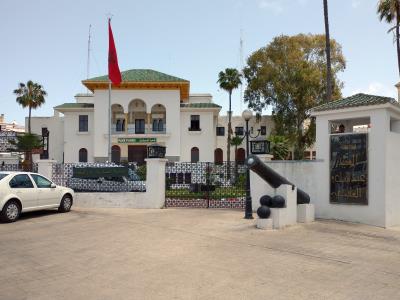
xmin=269 ymin=135 xmax=290 ymax=160
xmin=136 ymin=165 xmax=147 ymax=181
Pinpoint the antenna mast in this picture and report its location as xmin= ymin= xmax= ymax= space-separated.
xmin=87 ymin=24 xmax=92 ymax=80
xmin=239 ymin=29 xmax=244 ymax=112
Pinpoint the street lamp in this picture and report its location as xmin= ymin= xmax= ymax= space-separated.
xmin=241 ymin=109 xmax=261 ymax=219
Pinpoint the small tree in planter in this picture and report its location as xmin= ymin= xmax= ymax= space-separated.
xmin=9 ymin=133 xmax=42 ymax=171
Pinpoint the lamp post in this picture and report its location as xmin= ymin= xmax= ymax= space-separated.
xmin=242 ymin=109 xmax=260 ymax=219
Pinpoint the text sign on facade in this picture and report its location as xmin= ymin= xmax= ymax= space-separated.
xmin=117 ymin=138 xmax=156 ymax=143
xmin=330 ymin=133 xmax=368 ymax=205
xmin=72 ymin=167 xmax=128 ymax=179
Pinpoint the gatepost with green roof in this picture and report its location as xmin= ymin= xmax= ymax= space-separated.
xmin=310 ymin=93 xmax=400 ymax=227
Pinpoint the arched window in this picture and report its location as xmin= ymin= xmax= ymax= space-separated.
xmin=79 ymin=148 xmax=88 ymax=163
xmin=191 ymin=147 xmax=199 ymax=163
xmin=151 ymin=104 xmax=166 ymax=132
xmin=111 ymin=145 xmax=121 ymax=163
xmin=214 ymin=148 xmax=223 ymax=165
xmin=235 ymin=148 xmax=245 ymax=164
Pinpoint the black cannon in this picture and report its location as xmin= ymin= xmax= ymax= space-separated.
xmin=245 ymin=155 xmax=310 ymax=204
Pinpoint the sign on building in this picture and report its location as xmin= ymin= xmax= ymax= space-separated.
xmin=117 ymin=138 xmax=157 ymax=143
xmin=330 ymin=133 xmax=368 ymax=205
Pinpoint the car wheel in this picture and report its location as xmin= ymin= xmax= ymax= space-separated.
xmin=58 ymin=195 xmax=72 ymax=213
xmin=1 ymin=200 xmax=21 ymax=223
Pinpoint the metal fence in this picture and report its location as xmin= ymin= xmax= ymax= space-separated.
xmin=165 ymin=161 xmax=246 ymax=203
xmin=51 ymin=162 xmax=146 ymax=192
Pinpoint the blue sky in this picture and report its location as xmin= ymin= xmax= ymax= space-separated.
xmin=1 ymin=0 xmax=398 ymax=125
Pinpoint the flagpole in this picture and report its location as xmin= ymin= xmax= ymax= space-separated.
xmin=108 ymin=81 xmax=111 ymax=162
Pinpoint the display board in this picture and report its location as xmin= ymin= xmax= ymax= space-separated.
xmin=330 ymin=133 xmax=368 ymax=205
xmin=73 ymin=167 xmax=128 ymax=179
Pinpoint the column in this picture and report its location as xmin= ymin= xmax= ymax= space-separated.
xmin=147 ymin=113 xmax=151 ymax=133
xmin=125 ymin=113 xmax=128 ymax=133
xmin=144 ymin=158 xmax=168 ymax=208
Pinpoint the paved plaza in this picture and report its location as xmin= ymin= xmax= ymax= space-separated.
xmin=1 ymin=208 xmax=400 ymax=299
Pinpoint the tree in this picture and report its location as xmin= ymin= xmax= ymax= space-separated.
xmin=323 ymin=0 xmax=333 ymax=102
xmin=243 ymin=34 xmax=345 ymax=159
xmin=9 ymin=133 xmax=42 ymax=171
xmin=377 ymin=0 xmax=400 ymax=76
xmin=269 ymin=135 xmax=290 ymax=160
xmin=217 ymin=68 xmax=242 ymax=179
xmin=14 ymin=80 xmax=47 ymax=134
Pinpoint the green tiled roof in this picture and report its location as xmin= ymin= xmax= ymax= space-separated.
xmin=181 ymin=103 xmax=222 ymax=109
xmin=75 ymin=93 xmax=94 ymax=97
xmin=54 ymin=103 xmax=94 ymax=109
xmin=86 ymin=69 xmax=188 ymax=82
xmin=312 ymin=93 xmax=398 ymax=112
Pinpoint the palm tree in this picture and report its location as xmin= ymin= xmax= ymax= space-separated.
xmin=378 ymin=0 xmax=400 ymax=76
xmin=217 ymin=68 xmax=242 ymax=179
xmin=323 ymin=0 xmax=332 ymax=102
xmin=14 ymin=80 xmax=47 ymax=134
xmin=230 ymin=135 xmax=243 ymax=182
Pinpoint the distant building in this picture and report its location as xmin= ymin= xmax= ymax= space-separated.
xmin=0 ymin=114 xmax=24 ymax=165
xmin=0 ymin=114 xmax=24 ymax=133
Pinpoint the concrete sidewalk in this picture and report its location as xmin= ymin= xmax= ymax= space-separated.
xmin=1 ymin=207 xmax=400 ymax=299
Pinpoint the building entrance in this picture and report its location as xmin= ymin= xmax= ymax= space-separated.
xmin=128 ymin=145 xmax=147 ymax=164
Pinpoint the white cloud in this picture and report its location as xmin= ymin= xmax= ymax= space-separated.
xmin=350 ymin=82 xmax=397 ymax=99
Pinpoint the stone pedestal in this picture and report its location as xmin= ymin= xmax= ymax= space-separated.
xmin=145 ymin=158 xmax=168 ymax=208
xmin=256 ymin=218 xmax=273 ymax=230
xmin=37 ymin=160 xmax=57 ymax=180
xmin=269 ymin=184 xmax=297 ymax=229
xmin=297 ymin=204 xmax=315 ymax=223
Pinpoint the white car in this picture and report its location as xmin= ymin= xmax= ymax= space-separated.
xmin=0 ymin=172 xmax=74 ymax=223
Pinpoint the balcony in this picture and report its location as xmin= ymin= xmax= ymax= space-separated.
xmin=111 ymin=124 xmax=167 ymax=135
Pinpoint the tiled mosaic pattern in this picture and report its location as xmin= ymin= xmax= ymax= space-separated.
xmin=0 ymin=132 xmax=17 ymax=152
xmin=0 ymin=163 xmax=38 ymax=172
xmin=165 ymin=197 xmax=245 ymax=209
xmin=51 ymin=162 xmax=145 ymax=192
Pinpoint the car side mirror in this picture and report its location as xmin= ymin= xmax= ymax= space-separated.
xmin=50 ymin=183 xmax=56 ymax=188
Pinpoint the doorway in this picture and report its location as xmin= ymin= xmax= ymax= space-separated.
xmin=128 ymin=145 xmax=147 ymax=164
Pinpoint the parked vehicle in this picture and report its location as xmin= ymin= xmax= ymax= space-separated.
xmin=0 ymin=172 xmax=74 ymax=223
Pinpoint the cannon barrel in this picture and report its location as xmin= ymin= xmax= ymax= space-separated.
xmin=245 ymin=155 xmax=310 ymax=204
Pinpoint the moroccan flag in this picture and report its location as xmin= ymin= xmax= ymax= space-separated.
xmin=108 ymin=19 xmax=122 ymax=85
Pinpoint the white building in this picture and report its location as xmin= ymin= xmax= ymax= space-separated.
xmin=0 ymin=114 xmax=25 ymax=164
xmin=30 ymin=69 xmax=276 ymax=164
xmin=0 ymin=114 xmax=24 ymax=133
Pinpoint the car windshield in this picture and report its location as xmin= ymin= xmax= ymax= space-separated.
xmin=0 ymin=173 xmax=9 ymax=181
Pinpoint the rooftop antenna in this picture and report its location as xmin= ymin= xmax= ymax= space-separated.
xmin=86 ymin=24 xmax=92 ymax=93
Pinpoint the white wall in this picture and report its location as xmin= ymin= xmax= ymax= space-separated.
xmin=63 ymin=111 xmax=94 ymax=163
xmin=216 ymin=115 xmax=275 ymax=162
xmin=180 ymin=110 xmax=216 ymax=162
xmin=250 ymin=160 xmax=322 ymax=212
xmin=57 ymin=158 xmax=167 ymax=209
xmin=29 ymin=115 xmax=64 ymax=162
xmin=385 ymin=132 xmax=400 ymax=226
xmin=314 ymin=108 xmax=389 ymax=227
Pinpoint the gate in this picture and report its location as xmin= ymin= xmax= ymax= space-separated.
xmin=165 ymin=161 xmax=246 ymax=209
